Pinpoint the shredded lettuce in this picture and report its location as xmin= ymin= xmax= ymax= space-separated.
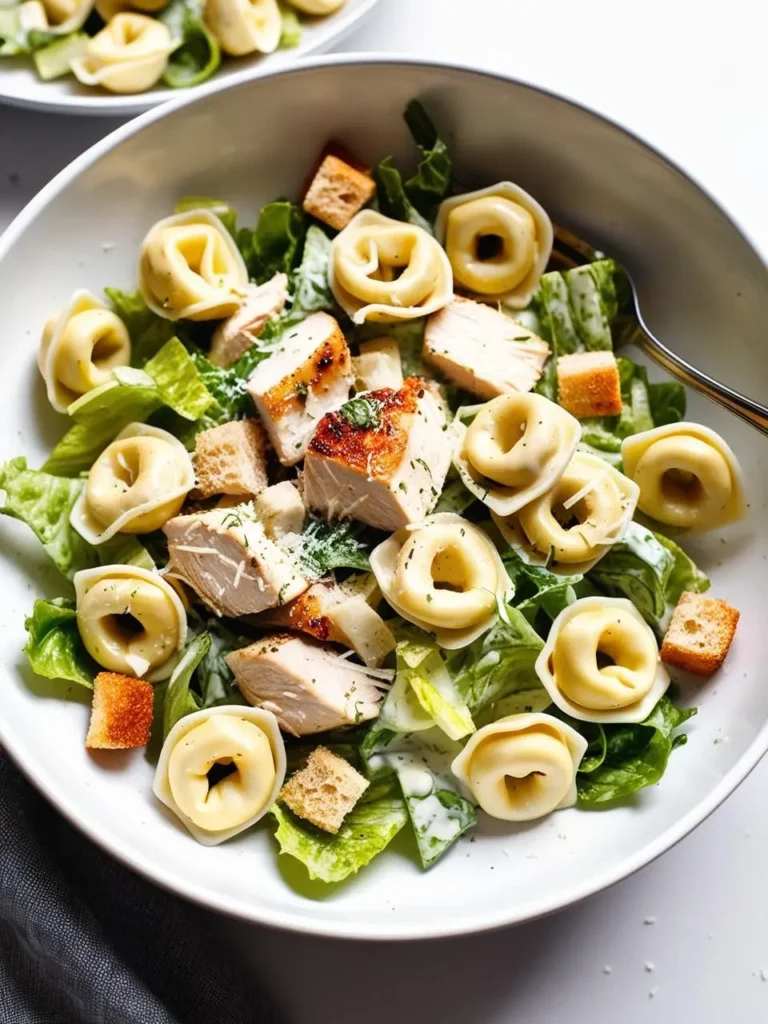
xmin=588 ymin=522 xmax=709 ymax=634
xmin=238 ymin=201 xmax=305 ymax=284
xmin=271 ymin=777 xmax=408 ymax=884
xmin=160 ymin=0 xmax=221 ymax=88
xmin=397 ymin=637 xmax=474 ymax=741
xmin=297 ymin=517 xmax=374 ymax=578
xmin=23 ymin=597 xmax=96 ymax=689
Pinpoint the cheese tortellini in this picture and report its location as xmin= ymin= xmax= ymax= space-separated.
xmin=370 ymin=513 xmax=512 ymax=649
xmin=153 ymin=705 xmax=286 ymax=845
xmin=492 ymin=451 xmax=639 ymax=575
xmin=452 ymin=713 xmax=587 ymax=822
xmin=139 ymin=209 xmax=249 ymax=322
xmin=536 ymin=597 xmax=670 ymax=723
xmin=71 ymin=424 xmax=195 ymax=545
xmin=435 ymin=182 xmax=553 ymax=308
xmin=71 ymin=14 xmax=175 ymax=94
xmin=204 ymin=0 xmax=281 ymax=56
xmin=288 ymin=0 xmax=346 ymax=10
xmin=452 ymin=393 xmax=581 ymax=516
xmin=75 ymin=565 xmax=187 ymax=680
xmin=621 ymin=423 xmax=746 ymax=533
xmin=329 ymin=210 xmax=453 ymax=324
xmin=95 ymin=0 xmax=166 ymax=20
xmin=24 ymin=0 xmax=94 ymax=33
xmin=37 ymin=290 xmax=131 ymax=413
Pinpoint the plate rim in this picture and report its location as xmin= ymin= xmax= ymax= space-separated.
xmin=1 ymin=52 xmax=766 ymax=940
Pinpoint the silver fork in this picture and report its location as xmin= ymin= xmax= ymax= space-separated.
xmin=552 ymin=225 xmax=768 ymax=436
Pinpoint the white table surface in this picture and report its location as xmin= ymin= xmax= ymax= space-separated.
xmin=2 ymin=1 xmax=768 ymax=1020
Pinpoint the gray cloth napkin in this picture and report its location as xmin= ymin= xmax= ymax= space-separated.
xmin=0 ymin=755 xmax=282 ymax=1024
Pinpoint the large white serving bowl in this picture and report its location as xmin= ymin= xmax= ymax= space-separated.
xmin=0 ymin=0 xmax=380 ymax=115
xmin=0 ymin=57 xmax=766 ymax=940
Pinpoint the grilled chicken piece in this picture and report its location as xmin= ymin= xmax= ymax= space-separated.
xmin=209 ymin=273 xmax=289 ymax=368
xmin=423 ymin=295 xmax=550 ymax=398
xmin=254 ymin=481 xmax=305 ymax=541
xmin=226 ymin=633 xmax=383 ymax=735
xmin=246 ymin=312 xmax=353 ymax=466
xmin=352 ymin=337 xmax=403 ymax=392
xmin=164 ymin=505 xmax=307 ymax=617
xmin=302 ymin=376 xmax=451 ymax=531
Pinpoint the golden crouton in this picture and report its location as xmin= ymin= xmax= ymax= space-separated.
xmin=194 ymin=419 xmax=268 ymax=498
xmin=280 ymin=746 xmax=369 ymax=833
xmin=86 ymin=672 xmax=154 ymax=750
xmin=661 ymin=591 xmax=740 ymax=676
xmin=557 ymin=350 xmax=622 ymax=418
xmin=303 ymin=154 xmax=376 ymax=231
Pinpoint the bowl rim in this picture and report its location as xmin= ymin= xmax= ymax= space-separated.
xmin=1 ymin=53 xmax=766 ymax=941
xmin=0 ymin=0 xmax=382 ymax=117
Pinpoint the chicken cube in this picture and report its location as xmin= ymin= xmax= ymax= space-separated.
xmin=302 ymin=377 xmax=451 ymax=531
xmin=255 ymin=481 xmax=305 ymax=541
xmin=226 ymin=633 xmax=383 ymax=736
xmin=247 ymin=312 xmax=353 ymax=466
xmin=209 ymin=273 xmax=289 ymax=368
xmin=194 ymin=419 xmax=268 ymax=498
xmin=164 ymin=505 xmax=307 ymax=617
xmin=352 ymin=337 xmax=403 ymax=392
xmin=423 ymin=295 xmax=550 ymax=398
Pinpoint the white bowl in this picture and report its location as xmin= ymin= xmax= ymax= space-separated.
xmin=0 ymin=56 xmax=766 ymax=940
xmin=0 ymin=0 xmax=380 ymax=116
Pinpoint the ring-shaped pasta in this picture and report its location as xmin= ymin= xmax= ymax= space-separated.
xmin=287 ymin=0 xmax=346 ymax=11
xmin=153 ymin=705 xmax=286 ymax=845
xmin=75 ymin=564 xmax=187 ymax=681
xmin=35 ymin=0 xmax=94 ymax=34
xmin=138 ymin=209 xmax=248 ymax=322
xmin=95 ymin=0 xmax=166 ymax=21
xmin=37 ymin=290 xmax=131 ymax=413
xmin=492 ymin=451 xmax=639 ymax=575
xmin=370 ymin=513 xmax=512 ymax=649
xmin=329 ymin=210 xmax=453 ymax=324
xmin=203 ymin=0 xmax=280 ymax=56
xmin=621 ymin=422 xmax=746 ymax=533
xmin=535 ymin=597 xmax=670 ymax=723
xmin=71 ymin=14 xmax=175 ymax=95
xmin=452 ymin=394 xmax=581 ymax=516
xmin=451 ymin=713 xmax=587 ymax=821
xmin=71 ymin=424 xmax=195 ymax=545
xmin=435 ymin=182 xmax=553 ymax=309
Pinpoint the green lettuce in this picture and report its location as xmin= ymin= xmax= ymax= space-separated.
xmin=396 ymin=756 xmax=476 ymax=869
xmin=44 ymin=339 xmax=215 ymax=476
xmin=278 ymin=2 xmax=301 ymax=47
xmin=238 ymin=201 xmax=305 ymax=284
xmin=104 ymin=289 xmax=176 ymax=367
xmin=397 ymin=637 xmax=474 ymax=741
xmin=375 ymin=157 xmax=432 ymax=232
xmin=573 ymin=695 xmax=697 ymax=805
xmin=271 ymin=777 xmax=408 ymax=884
xmin=291 ymin=225 xmax=335 ymax=315
xmin=433 ymin=476 xmax=476 ymax=516
xmin=588 ymin=522 xmax=709 ymax=633
xmin=355 ymin=317 xmax=428 ymax=378
xmin=297 ymin=517 xmax=374 ymax=578
xmin=163 ymin=633 xmax=211 ymax=739
xmin=173 ymin=196 xmax=236 ymax=235
xmin=161 ymin=0 xmax=221 ymax=88
xmin=502 ymin=551 xmax=582 ymax=630
xmin=23 ymin=597 xmax=96 ymax=689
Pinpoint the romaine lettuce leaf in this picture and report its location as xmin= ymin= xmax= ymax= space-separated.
xmin=402 ymin=100 xmax=452 ymax=221
xmin=291 ymin=225 xmax=335 ymax=314
xmin=23 ymin=597 xmax=96 ymax=689
xmin=397 ymin=637 xmax=474 ymax=741
xmin=173 ymin=196 xmax=236 ymax=235
xmin=160 ymin=0 xmax=221 ymax=88
xmin=588 ymin=521 xmax=709 ymax=633
xmin=648 ymin=380 xmax=686 ymax=426
xmin=163 ymin=633 xmax=211 ymax=739
xmin=433 ymin=476 xmax=476 ymax=516
xmin=572 ymin=694 xmax=697 ymax=805
xmin=271 ymin=777 xmax=408 ymax=883
xmin=502 ymin=550 xmax=582 ymax=629
xmin=238 ymin=201 xmax=305 ymax=284
xmin=396 ymin=756 xmax=475 ymax=868
xmin=278 ymin=2 xmax=301 ymax=47
xmin=297 ymin=517 xmax=375 ymax=578
xmin=105 ymin=289 xmax=177 ymax=367
xmin=375 ymin=157 xmax=433 ymax=232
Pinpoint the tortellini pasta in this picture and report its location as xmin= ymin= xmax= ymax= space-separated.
xmin=451 ymin=713 xmax=587 ymax=822
xmin=328 ymin=210 xmax=453 ymax=324
xmin=138 ymin=209 xmax=249 ymax=322
xmin=95 ymin=0 xmax=166 ymax=20
xmin=621 ymin=422 xmax=746 ymax=533
xmin=204 ymin=0 xmax=281 ymax=56
xmin=452 ymin=393 xmax=581 ymax=516
xmin=71 ymin=423 xmax=195 ymax=545
xmin=153 ymin=705 xmax=286 ymax=845
xmin=37 ymin=290 xmax=131 ymax=413
xmin=75 ymin=564 xmax=187 ymax=680
xmin=492 ymin=451 xmax=639 ymax=575
xmin=435 ymin=182 xmax=553 ymax=308
xmin=536 ymin=597 xmax=670 ymax=723
xmin=26 ymin=0 xmax=94 ymax=34
xmin=370 ymin=513 xmax=512 ymax=649
xmin=71 ymin=14 xmax=175 ymax=94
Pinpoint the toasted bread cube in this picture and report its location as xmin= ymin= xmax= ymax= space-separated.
xmin=303 ymin=154 xmax=376 ymax=231
xmin=557 ymin=350 xmax=622 ymax=418
xmin=255 ymin=481 xmax=305 ymax=541
xmin=353 ymin=337 xmax=403 ymax=392
xmin=194 ymin=419 xmax=269 ymax=499
xmin=661 ymin=591 xmax=740 ymax=676
xmin=280 ymin=746 xmax=369 ymax=833
xmin=86 ymin=672 xmax=153 ymax=750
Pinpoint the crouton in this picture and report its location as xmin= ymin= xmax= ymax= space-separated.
xmin=353 ymin=337 xmax=403 ymax=392
xmin=255 ymin=481 xmax=305 ymax=541
xmin=280 ymin=746 xmax=369 ymax=833
xmin=86 ymin=672 xmax=154 ymax=750
xmin=661 ymin=591 xmax=740 ymax=676
xmin=557 ymin=350 xmax=622 ymax=418
xmin=194 ymin=419 xmax=269 ymax=499
xmin=303 ymin=154 xmax=376 ymax=231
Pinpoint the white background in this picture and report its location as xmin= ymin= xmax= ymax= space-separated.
xmin=1 ymin=1 xmax=768 ymax=1020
